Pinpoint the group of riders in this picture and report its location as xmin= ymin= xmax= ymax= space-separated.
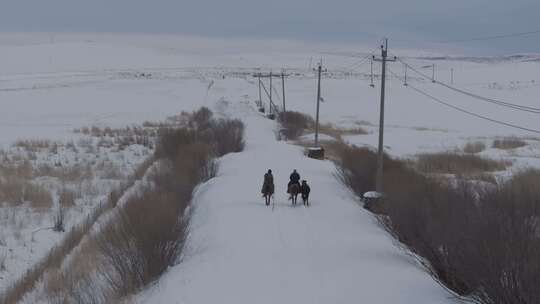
xmin=261 ymin=169 xmax=311 ymax=206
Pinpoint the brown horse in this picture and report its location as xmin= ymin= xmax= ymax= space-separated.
xmin=262 ymin=183 xmax=274 ymax=206
xmin=288 ymin=183 xmax=300 ymax=206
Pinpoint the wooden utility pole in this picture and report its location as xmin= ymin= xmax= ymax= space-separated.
xmin=404 ymin=63 xmax=408 ymax=86
xmin=314 ymin=61 xmax=327 ymax=146
xmin=370 ymin=58 xmax=375 ymax=88
xmin=281 ymin=70 xmax=287 ymax=113
xmin=432 ymin=64 xmax=436 ymax=83
xmin=269 ymin=71 xmax=273 ymax=114
xmin=372 ymin=39 xmax=396 ymax=193
xmin=258 ymin=73 xmax=262 ymax=108
xmin=253 ymin=72 xmax=286 ymax=115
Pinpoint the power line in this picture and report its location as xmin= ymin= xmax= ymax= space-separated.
xmin=407 ymin=84 xmax=540 ymax=134
xmin=395 ymin=57 xmax=540 ymax=114
xmin=388 ymin=66 xmax=540 ymax=134
xmin=334 ymin=47 xmax=381 ymax=72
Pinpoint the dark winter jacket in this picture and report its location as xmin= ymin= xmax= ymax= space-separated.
xmin=262 ymin=173 xmax=275 ymax=194
xmin=264 ymin=173 xmax=274 ymax=185
xmin=289 ymin=172 xmax=300 ymax=183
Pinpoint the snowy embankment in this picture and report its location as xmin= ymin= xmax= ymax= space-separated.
xmin=137 ymin=101 xmax=456 ymax=304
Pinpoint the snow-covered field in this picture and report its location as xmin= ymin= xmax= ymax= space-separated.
xmin=1 ymin=33 xmax=539 ymax=302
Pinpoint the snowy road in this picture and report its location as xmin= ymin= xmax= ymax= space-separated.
xmin=138 ymin=101 xmax=457 ymax=304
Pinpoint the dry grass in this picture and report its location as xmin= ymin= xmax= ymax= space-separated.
xmin=416 ymin=152 xmax=509 ymax=174
xmin=492 ymin=137 xmax=527 ymax=150
xmin=13 ymin=139 xmax=57 ymax=152
xmin=0 ymin=160 xmax=33 ymax=179
xmin=277 ymin=111 xmax=314 ymax=140
xmin=334 ymin=140 xmax=540 ymax=304
xmin=5 ymin=108 xmax=245 ymax=303
xmin=318 ymin=123 xmax=368 ymax=140
xmin=58 ymin=188 xmax=78 ymax=208
xmin=0 ymin=182 xmax=130 ymax=304
xmin=35 ymin=163 xmax=93 ymax=183
xmin=277 ymin=111 xmax=367 ymax=142
xmin=463 ymin=141 xmax=486 ymax=154
xmin=25 ymin=183 xmax=54 ymax=210
xmin=0 ymin=178 xmax=53 ymax=209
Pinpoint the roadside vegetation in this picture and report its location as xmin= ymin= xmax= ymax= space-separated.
xmin=462 ymin=141 xmax=486 ymax=154
xmin=1 ymin=107 xmax=245 ymax=303
xmin=277 ymin=111 xmax=367 ymax=143
xmin=0 ymin=119 xmax=156 ymax=302
xmin=492 ymin=137 xmax=528 ymax=150
xmin=333 ymin=141 xmax=540 ymax=304
xmin=415 ymin=152 xmax=509 ymax=174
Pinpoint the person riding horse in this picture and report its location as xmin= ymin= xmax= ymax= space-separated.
xmin=261 ymin=169 xmax=274 ymax=205
xmin=287 ymin=169 xmax=301 ymax=192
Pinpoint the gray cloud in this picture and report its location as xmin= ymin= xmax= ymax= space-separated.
xmin=1 ymin=0 xmax=539 ymax=54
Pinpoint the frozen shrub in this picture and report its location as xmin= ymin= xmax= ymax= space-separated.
xmin=278 ymin=111 xmax=314 ymax=140
xmin=58 ymin=188 xmax=77 ymax=208
xmin=100 ymin=165 xmax=124 ymax=180
xmin=0 ymin=178 xmax=25 ymax=205
xmin=416 ymin=152 xmax=508 ymax=174
xmin=492 ymin=137 xmax=527 ymax=149
xmin=155 ymin=128 xmax=197 ymax=159
xmin=334 ymin=143 xmax=403 ymax=197
xmin=190 ymin=107 xmax=213 ymax=130
xmin=463 ymin=141 xmax=486 ymax=154
xmin=13 ymin=139 xmax=55 ymax=152
xmin=1 ymin=183 xmax=128 ymax=304
xmin=210 ymin=119 xmax=245 ymax=156
xmin=25 ymin=183 xmax=54 ymax=210
xmin=334 ymin=139 xmax=540 ymax=304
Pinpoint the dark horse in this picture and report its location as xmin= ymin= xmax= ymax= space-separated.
xmin=288 ymin=183 xmax=300 ymax=206
xmin=262 ymin=183 xmax=274 ymax=206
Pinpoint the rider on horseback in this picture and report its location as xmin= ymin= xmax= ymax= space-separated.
xmin=261 ymin=169 xmax=274 ymax=196
xmin=287 ymin=169 xmax=301 ymax=191
xmin=287 ymin=169 xmax=301 ymax=201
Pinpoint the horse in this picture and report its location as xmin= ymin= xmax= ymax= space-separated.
xmin=301 ymin=190 xmax=309 ymax=206
xmin=288 ymin=183 xmax=300 ymax=206
xmin=262 ymin=183 xmax=274 ymax=206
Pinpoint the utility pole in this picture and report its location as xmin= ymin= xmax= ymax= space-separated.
xmin=281 ymin=69 xmax=287 ymax=113
xmin=404 ymin=63 xmax=408 ymax=86
xmin=269 ymin=71 xmax=273 ymax=115
xmin=253 ymin=72 xmax=285 ymax=116
xmin=432 ymin=64 xmax=436 ymax=83
xmin=372 ymin=39 xmax=396 ymax=193
xmin=451 ymin=68 xmax=454 ymax=84
xmin=370 ymin=58 xmax=375 ymax=88
xmin=314 ymin=61 xmax=326 ymax=146
xmin=258 ymin=73 xmax=262 ymax=109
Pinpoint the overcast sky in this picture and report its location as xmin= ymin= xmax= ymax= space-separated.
xmin=1 ymin=0 xmax=539 ymax=54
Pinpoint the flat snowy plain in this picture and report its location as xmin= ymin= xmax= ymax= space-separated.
xmin=1 ymin=33 xmax=539 ymax=302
